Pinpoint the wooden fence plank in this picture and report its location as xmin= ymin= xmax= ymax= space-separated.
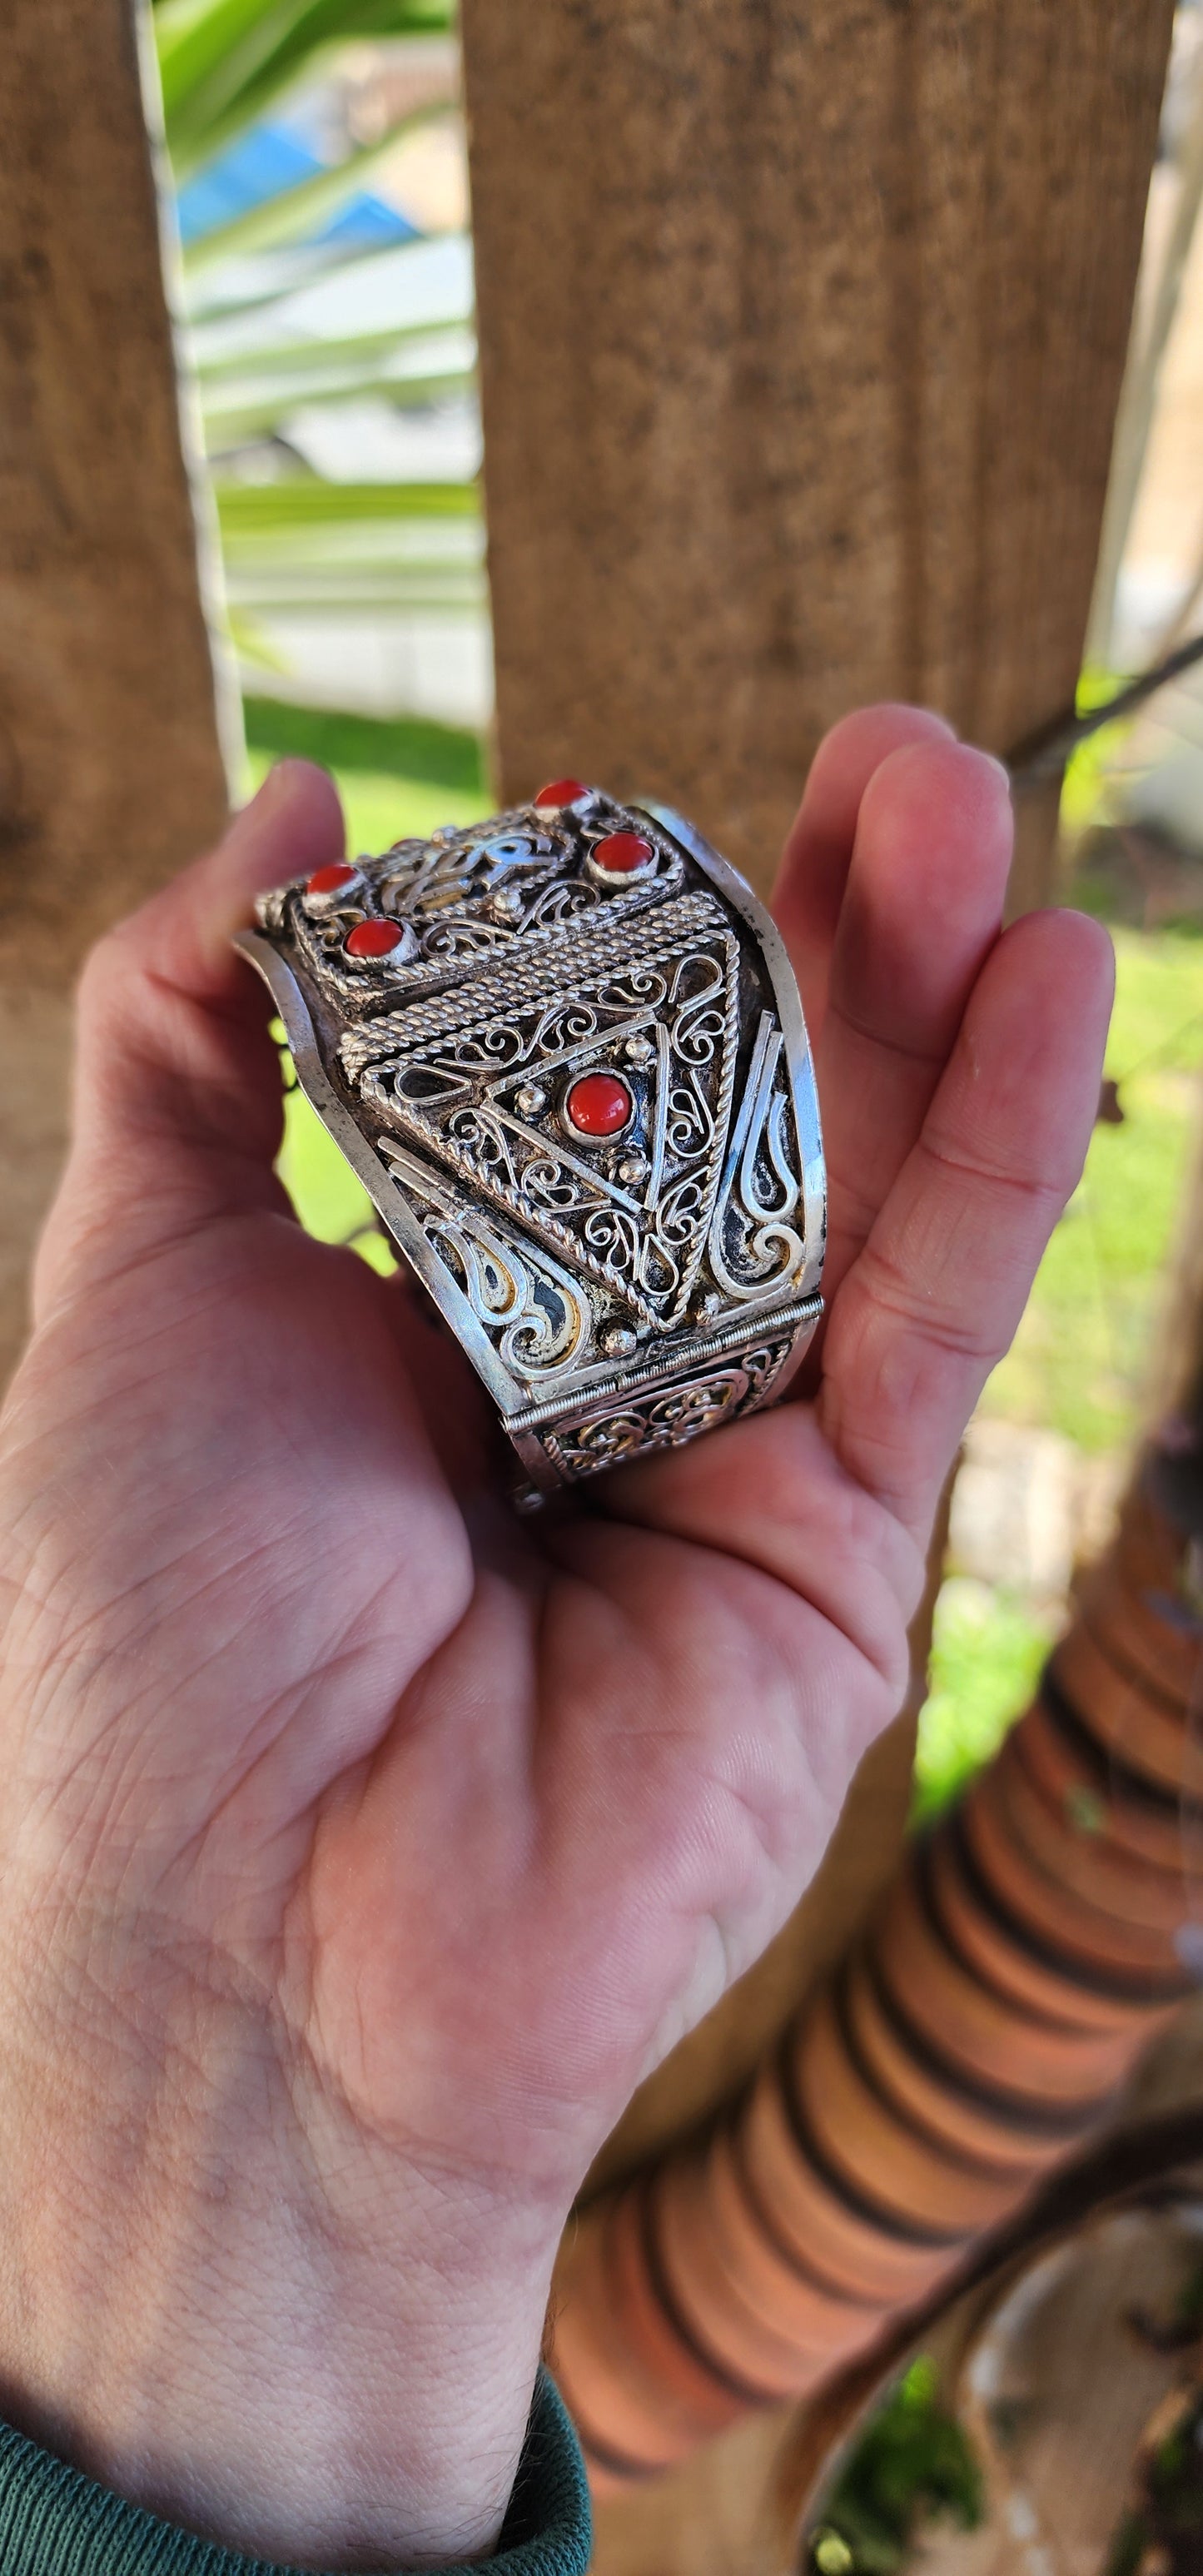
xmin=463 ymin=0 xmax=1174 ymax=907
xmin=0 ymin=0 xmax=228 ymax=1378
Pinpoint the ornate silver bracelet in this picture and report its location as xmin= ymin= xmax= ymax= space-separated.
xmin=236 ymin=780 xmax=825 ymax=1504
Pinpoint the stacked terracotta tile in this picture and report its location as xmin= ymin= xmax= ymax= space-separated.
xmin=551 ymin=1465 xmax=1203 ymax=2480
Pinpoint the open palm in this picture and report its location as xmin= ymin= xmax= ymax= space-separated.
xmin=0 ymin=708 xmax=1111 ymax=2570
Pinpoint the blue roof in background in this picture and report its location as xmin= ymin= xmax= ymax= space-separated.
xmin=320 ymin=195 xmax=415 ymax=250
xmin=176 ymin=122 xmax=418 ymax=251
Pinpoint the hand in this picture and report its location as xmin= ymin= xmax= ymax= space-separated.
xmin=0 ymin=710 xmax=1111 ymax=2569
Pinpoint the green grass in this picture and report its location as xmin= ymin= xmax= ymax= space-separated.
xmin=246 ymin=747 xmax=490 ymax=857
xmin=912 ymin=1580 xmax=1051 ymax=1823
xmin=917 ymin=925 xmax=1203 ymax=1811
xmin=252 ymin=755 xmax=491 ymax=1251
xmin=980 ymin=927 xmax=1203 ymax=1454
xmin=276 ymin=1074 xmax=398 ymax=1274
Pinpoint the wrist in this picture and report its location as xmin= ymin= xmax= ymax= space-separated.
xmin=0 ymin=2370 xmax=590 ymax=2576
xmin=0 ymin=1914 xmax=564 ymax=2569
xmin=0 ymin=2247 xmax=552 ymax=2571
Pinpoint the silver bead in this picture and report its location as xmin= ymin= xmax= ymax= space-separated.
xmin=624 ymin=1033 xmax=654 ymax=1066
xmin=602 ymin=1325 xmax=638 ymax=1359
xmin=515 ymin=1084 xmax=546 ymax=1118
xmin=617 ymin=1151 xmax=649 ymax=1186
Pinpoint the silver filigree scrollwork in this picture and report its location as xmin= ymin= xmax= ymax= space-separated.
xmin=706 ymin=1014 xmax=806 ymax=1303
xmin=241 ymin=785 xmax=824 ymax=1496
xmin=539 ymin=1337 xmax=793 ymax=1479
xmin=355 ymin=917 xmax=742 ymax=1335
xmin=378 ymin=1140 xmax=593 ymax=1382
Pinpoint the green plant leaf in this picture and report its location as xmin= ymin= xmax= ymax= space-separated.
xmin=188 ymin=234 xmax=475 ymax=378
xmin=226 ymin=582 xmax=485 ymax=613
xmin=157 ymin=0 xmax=455 ymax=175
xmin=241 ymin=693 xmax=485 ymax=788
xmin=196 ymin=312 xmax=475 ymax=445
xmin=157 ymin=0 xmax=321 ymax=168
xmin=215 ymin=477 xmax=479 ymax=533
xmin=216 ymin=475 xmax=483 ymax=613
xmin=226 ymin=604 xmax=291 ymax=669
xmin=196 ymin=317 xmax=470 ymax=385
xmin=202 ymin=366 xmax=470 ymax=444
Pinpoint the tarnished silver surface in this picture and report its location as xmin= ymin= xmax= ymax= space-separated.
xmin=236 ymin=786 xmax=825 ymax=1499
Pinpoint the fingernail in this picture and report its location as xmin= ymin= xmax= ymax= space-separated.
xmin=255 ymin=758 xmax=307 ymax=803
xmin=236 ymin=763 xmax=287 ymax=821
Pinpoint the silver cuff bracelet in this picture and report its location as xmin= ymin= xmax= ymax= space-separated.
xmin=236 ymin=781 xmax=825 ymax=1503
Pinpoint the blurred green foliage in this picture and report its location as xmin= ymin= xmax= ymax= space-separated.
xmin=1058 ymin=665 xmax=1136 ymax=844
xmin=153 ymin=0 xmax=481 ymax=674
xmin=153 ymin=0 xmax=453 ymax=177
xmin=243 ymin=695 xmax=487 ymax=793
xmin=912 ymin=1581 xmax=1051 ymax=1824
xmin=982 ymin=926 xmax=1203 ymax=1454
xmin=916 ymin=923 xmax=1203 ymax=1813
xmin=809 ymin=2358 xmax=983 ymax=2576
xmin=246 ymin=743 xmax=486 ymax=853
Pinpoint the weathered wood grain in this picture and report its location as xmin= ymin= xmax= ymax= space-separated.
xmin=463 ymin=0 xmax=1174 ymax=907
xmin=0 ymin=0 xmax=228 ymax=1376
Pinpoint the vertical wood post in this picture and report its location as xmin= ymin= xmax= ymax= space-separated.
xmin=0 ymin=0 xmax=229 ymax=1382
xmin=463 ymin=0 xmax=1173 ymax=906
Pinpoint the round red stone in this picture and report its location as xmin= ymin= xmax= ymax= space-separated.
xmin=565 ymin=1072 xmax=632 ymax=1137
xmin=345 ymin=918 xmax=405 ymax=960
xmin=592 ymin=832 xmax=653 ymax=874
xmin=534 ymin=777 xmax=588 ymax=810
xmin=306 ymin=861 xmax=357 ymax=896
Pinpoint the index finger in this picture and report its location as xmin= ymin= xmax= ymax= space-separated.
xmin=772 ymin=703 xmax=956 ymax=1042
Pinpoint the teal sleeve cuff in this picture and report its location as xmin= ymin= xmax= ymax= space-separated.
xmin=0 ymin=2369 xmax=591 ymax=2576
